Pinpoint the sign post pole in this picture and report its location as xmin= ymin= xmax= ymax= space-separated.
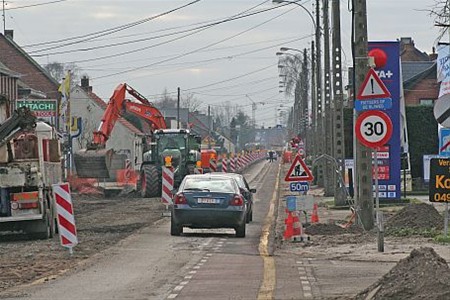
xmin=445 ymin=203 xmax=448 ymax=237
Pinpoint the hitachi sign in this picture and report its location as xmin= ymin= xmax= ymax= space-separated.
xmin=17 ymin=100 xmax=57 ymax=111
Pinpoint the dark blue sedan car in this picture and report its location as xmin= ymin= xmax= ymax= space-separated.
xmin=171 ymin=174 xmax=247 ymax=237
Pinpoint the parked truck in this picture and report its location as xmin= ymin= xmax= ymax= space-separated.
xmin=0 ymin=107 xmax=61 ymax=239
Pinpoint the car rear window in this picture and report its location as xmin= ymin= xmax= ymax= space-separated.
xmin=184 ymin=178 xmax=236 ymax=193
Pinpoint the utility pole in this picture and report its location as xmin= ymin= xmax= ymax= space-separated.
xmin=315 ymin=0 xmax=324 ymax=187
xmin=323 ymin=0 xmax=334 ymax=196
xmin=353 ymin=0 xmax=374 ymax=230
xmin=177 ymin=87 xmax=180 ymax=129
xmin=301 ymin=49 xmax=309 ymax=140
xmin=2 ymin=0 xmax=5 ymax=34
xmin=208 ymin=105 xmax=211 ymax=149
xmin=331 ymin=0 xmax=346 ymax=206
xmin=310 ymin=41 xmax=316 ymax=160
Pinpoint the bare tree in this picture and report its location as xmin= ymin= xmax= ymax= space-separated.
xmin=278 ymin=54 xmax=302 ymax=96
xmin=155 ymin=88 xmax=177 ymax=109
xmin=430 ymin=0 xmax=450 ymax=41
xmin=45 ymin=62 xmax=81 ymax=87
xmin=181 ymin=93 xmax=202 ymax=111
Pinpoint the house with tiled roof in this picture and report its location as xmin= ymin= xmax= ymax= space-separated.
xmin=0 ymin=30 xmax=60 ymax=124
xmin=70 ymin=78 xmax=148 ymax=176
xmin=400 ymin=37 xmax=440 ymax=106
xmin=0 ymin=61 xmax=19 ymax=121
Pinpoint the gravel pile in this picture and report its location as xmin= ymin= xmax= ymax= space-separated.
xmin=386 ymin=203 xmax=443 ymax=230
xmin=355 ymin=247 xmax=450 ymax=300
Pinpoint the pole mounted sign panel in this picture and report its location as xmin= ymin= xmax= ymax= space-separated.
xmin=355 ymin=68 xmax=392 ymax=111
xmin=285 ymin=154 xmax=314 ymax=182
xmin=429 ymin=158 xmax=450 ymax=202
xmin=356 ymin=68 xmax=391 ymax=100
xmin=434 ymin=93 xmax=450 ymax=128
xmin=367 ymin=42 xmax=401 ymax=200
xmin=355 ymin=110 xmax=393 ymax=149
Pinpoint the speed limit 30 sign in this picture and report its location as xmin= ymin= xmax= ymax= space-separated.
xmin=355 ymin=110 xmax=393 ymax=149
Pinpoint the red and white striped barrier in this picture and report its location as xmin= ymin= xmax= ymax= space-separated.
xmin=230 ymin=157 xmax=235 ymax=173
xmin=125 ymin=159 xmax=131 ymax=182
xmin=210 ymin=158 xmax=217 ymax=172
xmin=194 ymin=167 xmax=203 ymax=174
xmin=162 ymin=166 xmax=174 ymax=205
xmin=52 ymin=183 xmax=78 ymax=253
xmin=222 ymin=158 xmax=228 ymax=173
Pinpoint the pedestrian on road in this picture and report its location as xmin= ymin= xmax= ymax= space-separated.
xmin=268 ymin=150 xmax=274 ymax=163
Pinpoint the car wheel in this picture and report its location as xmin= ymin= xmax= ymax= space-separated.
xmin=235 ymin=222 xmax=246 ymax=238
xmin=170 ymin=216 xmax=183 ymax=236
xmin=248 ymin=209 xmax=253 ymax=222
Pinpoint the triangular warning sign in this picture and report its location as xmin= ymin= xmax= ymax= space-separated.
xmin=356 ymin=68 xmax=391 ymax=100
xmin=284 ymin=155 xmax=314 ymax=182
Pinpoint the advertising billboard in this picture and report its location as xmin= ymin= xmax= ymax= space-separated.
xmin=17 ymin=99 xmax=57 ymax=124
xmin=368 ymin=41 xmax=401 ymax=200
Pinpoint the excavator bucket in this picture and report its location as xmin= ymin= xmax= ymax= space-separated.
xmin=74 ymin=148 xmax=114 ymax=178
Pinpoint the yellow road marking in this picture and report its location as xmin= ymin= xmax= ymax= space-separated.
xmin=257 ymin=163 xmax=281 ymax=300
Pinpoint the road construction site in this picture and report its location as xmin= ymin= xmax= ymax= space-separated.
xmin=0 ymin=160 xmax=449 ymax=300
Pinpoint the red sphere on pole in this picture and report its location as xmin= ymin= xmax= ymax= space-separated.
xmin=368 ymin=48 xmax=388 ymax=68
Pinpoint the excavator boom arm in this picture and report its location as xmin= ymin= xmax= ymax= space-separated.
xmin=92 ymin=83 xmax=166 ymax=147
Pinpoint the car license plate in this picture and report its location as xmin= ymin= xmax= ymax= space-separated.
xmin=197 ymin=198 xmax=219 ymax=204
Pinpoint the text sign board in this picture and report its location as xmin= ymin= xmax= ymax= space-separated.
xmin=286 ymin=195 xmax=314 ymax=212
xmin=17 ymin=99 xmax=57 ymax=117
xmin=367 ymin=41 xmax=402 ymax=200
xmin=289 ymin=181 xmax=310 ymax=192
xmin=439 ymin=128 xmax=450 ymax=156
xmin=354 ymin=98 xmax=392 ymax=111
xmin=429 ymin=158 xmax=450 ymax=202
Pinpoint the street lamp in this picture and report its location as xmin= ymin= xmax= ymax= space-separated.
xmin=272 ymin=0 xmax=317 ymax=31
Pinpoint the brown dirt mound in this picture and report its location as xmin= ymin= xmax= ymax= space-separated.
xmin=386 ymin=203 xmax=443 ymax=230
xmin=304 ymin=223 xmax=363 ymax=235
xmin=355 ymin=247 xmax=450 ymax=300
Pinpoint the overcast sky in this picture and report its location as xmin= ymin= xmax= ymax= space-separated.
xmin=2 ymin=0 xmax=443 ymax=127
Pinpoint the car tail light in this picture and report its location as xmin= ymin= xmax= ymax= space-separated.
xmin=174 ymin=193 xmax=187 ymax=205
xmin=230 ymin=194 xmax=244 ymax=206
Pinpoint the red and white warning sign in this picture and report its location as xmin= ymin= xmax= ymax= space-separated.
xmin=357 ymin=68 xmax=391 ymax=100
xmin=52 ymin=183 xmax=78 ymax=249
xmin=285 ymin=155 xmax=314 ymax=182
xmin=162 ymin=166 xmax=174 ymax=205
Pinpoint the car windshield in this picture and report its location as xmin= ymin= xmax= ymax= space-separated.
xmin=183 ymin=178 xmax=236 ymax=193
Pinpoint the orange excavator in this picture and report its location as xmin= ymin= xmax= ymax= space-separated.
xmin=74 ymin=83 xmax=167 ymax=179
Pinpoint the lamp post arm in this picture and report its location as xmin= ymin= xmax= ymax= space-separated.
xmin=272 ymin=0 xmax=318 ymax=31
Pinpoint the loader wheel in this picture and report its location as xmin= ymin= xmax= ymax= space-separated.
xmin=141 ymin=165 xmax=161 ymax=198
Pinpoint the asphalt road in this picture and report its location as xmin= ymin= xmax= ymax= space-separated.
xmin=5 ymin=160 xmax=446 ymax=300
xmin=3 ymin=160 xmax=285 ymax=300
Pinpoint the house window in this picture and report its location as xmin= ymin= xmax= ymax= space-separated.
xmin=419 ymin=99 xmax=434 ymax=106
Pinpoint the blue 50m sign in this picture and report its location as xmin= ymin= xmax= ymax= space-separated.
xmin=289 ymin=182 xmax=310 ymax=192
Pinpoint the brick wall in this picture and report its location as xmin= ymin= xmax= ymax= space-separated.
xmin=404 ymin=78 xmax=439 ymax=106
xmin=0 ymin=34 xmax=58 ymax=100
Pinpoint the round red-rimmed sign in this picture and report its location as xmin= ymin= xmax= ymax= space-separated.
xmin=355 ymin=110 xmax=393 ymax=149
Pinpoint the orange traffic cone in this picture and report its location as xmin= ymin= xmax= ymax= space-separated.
xmin=292 ymin=211 xmax=302 ymax=237
xmin=311 ymin=203 xmax=319 ymax=223
xmin=283 ymin=212 xmax=294 ymax=240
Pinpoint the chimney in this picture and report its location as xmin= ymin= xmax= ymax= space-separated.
xmin=80 ymin=76 xmax=92 ymax=92
xmin=429 ymin=46 xmax=438 ymax=61
xmin=4 ymin=30 xmax=13 ymax=40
